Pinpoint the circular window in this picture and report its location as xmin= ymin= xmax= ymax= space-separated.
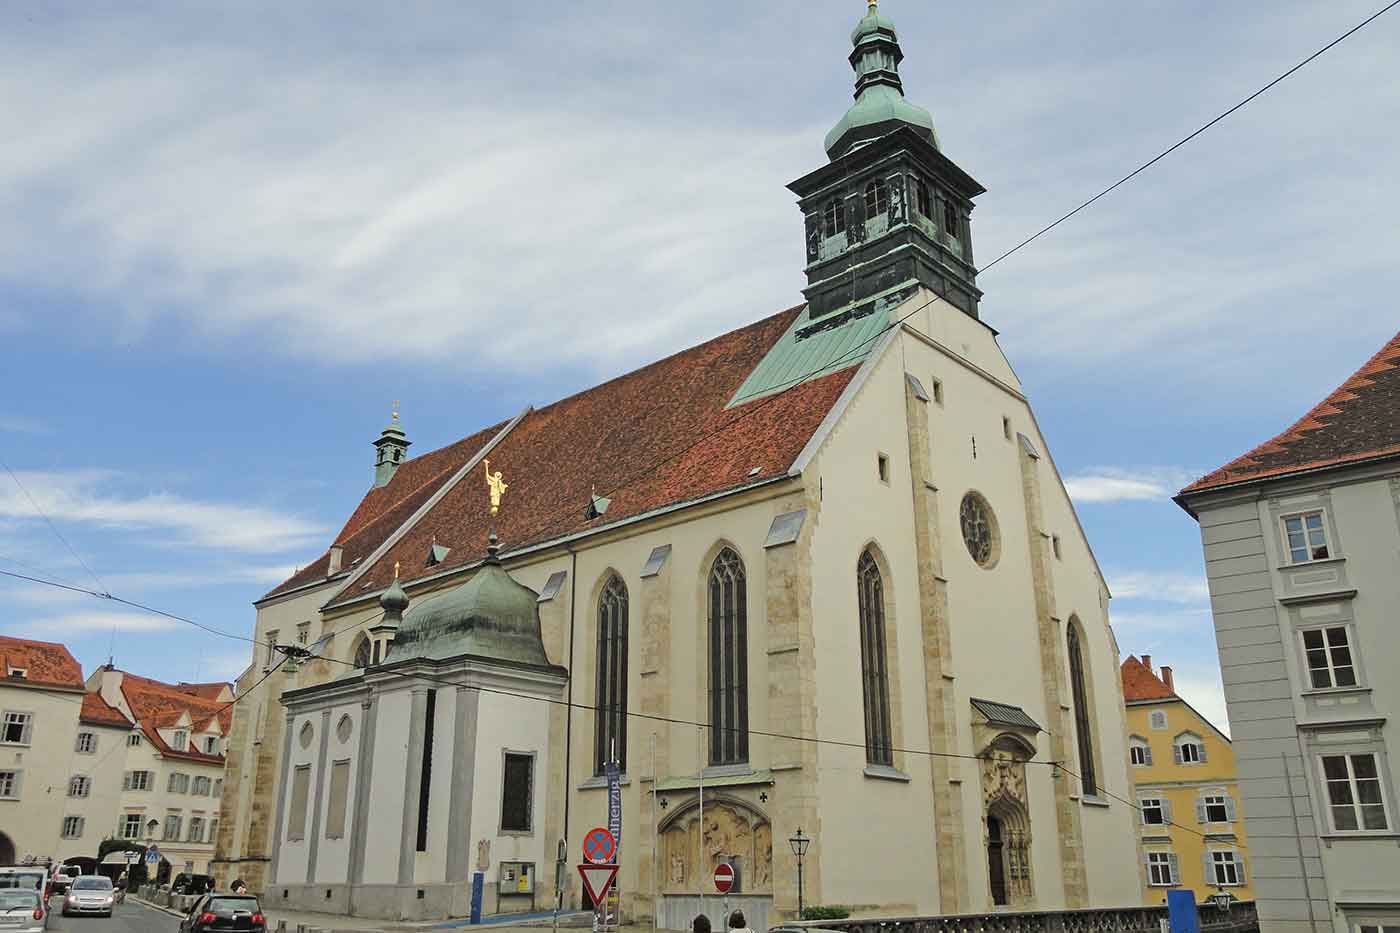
xmin=336 ymin=714 xmax=353 ymax=744
xmin=298 ymin=720 xmax=314 ymax=750
xmin=959 ymin=492 xmax=1000 ymax=568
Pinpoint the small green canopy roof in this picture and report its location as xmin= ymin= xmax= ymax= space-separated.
xmin=825 ymin=3 xmax=938 ymax=160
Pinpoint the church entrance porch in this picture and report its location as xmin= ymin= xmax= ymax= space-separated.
xmin=655 ymin=793 xmax=773 ymax=932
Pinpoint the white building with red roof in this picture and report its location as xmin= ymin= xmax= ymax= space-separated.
xmin=1177 ymin=331 xmax=1400 ymax=933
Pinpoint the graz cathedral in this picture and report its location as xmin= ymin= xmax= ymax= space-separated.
xmin=212 ymin=4 xmax=1143 ymax=924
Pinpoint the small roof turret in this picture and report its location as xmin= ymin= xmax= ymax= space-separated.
xmin=825 ymin=2 xmax=938 ymax=160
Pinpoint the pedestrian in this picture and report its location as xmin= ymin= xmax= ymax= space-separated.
xmin=693 ymin=913 xmax=712 ymax=933
xmin=231 ymin=878 xmax=248 ymax=895
xmin=728 ymin=909 xmax=755 ymax=933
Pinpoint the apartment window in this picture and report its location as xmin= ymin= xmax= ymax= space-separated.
xmin=877 ymin=452 xmax=891 ymax=484
xmin=68 ymin=775 xmax=91 ymax=798
xmin=266 ymin=631 xmax=280 ymax=668
xmin=167 ymin=773 xmax=184 ymax=794
xmin=213 ymin=779 xmax=222 ymax=798
xmin=120 ymin=814 xmax=142 ymax=839
xmin=1 ymin=711 xmax=32 ymax=745
xmin=930 ymin=377 xmax=944 ymax=405
xmin=708 ymin=548 xmax=749 ymax=766
xmin=864 ymin=178 xmax=889 ymax=218
xmin=326 ymin=760 xmax=351 ymax=840
xmin=172 ymin=730 xmax=188 ymax=752
xmin=822 ymin=198 xmax=845 ymax=238
xmin=1303 ymin=627 xmax=1357 ymax=689
xmin=914 ymin=177 xmax=931 ymax=216
xmin=75 ymin=732 xmax=97 ymax=754
xmin=164 ymin=814 xmax=182 ymax=841
xmin=127 ymin=733 xmax=141 ymax=747
xmin=192 ymin=777 xmax=211 ymax=796
xmin=296 ymin=622 xmax=310 ymax=646
xmin=1147 ymin=852 xmax=1177 ymax=886
xmin=1209 ymin=849 xmax=1245 ymax=886
xmin=209 ymin=819 xmax=218 ymax=845
xmin=500 ymin=752 xmax=534 ymax=833
xmin=124 ymin=770 xmax=152 ymax=791
xmin=0 ymin=770 xmax=19 ymax=799
xmin=1200 ymin=793 xmax=1234 ymax=824
xmin=1140 ymin=797 xmax=1169 ymax=826
xmin=188 ymin=816 xmax=205 ymax=843
xmin=1282 ymin=510 xmax=1330 ymax=563
xmin=61 ymin=816 xmax=84 ymax=839
xmin=594 ymin=575 xmax=629 ymax=775
xmin=1174 ymin=733 xmax=1206 ymax=765
xmin=1150 ymin=710 xmax=1168 ymax=730
xmin=1129 ymin=737 xmax=1152 ymax=767
xmin=1357 ymin=924 xmax=1400 ymax=933
xmin=1322 ymin=753 xmax=1390 ymax=832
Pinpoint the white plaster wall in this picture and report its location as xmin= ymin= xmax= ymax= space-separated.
xmin=414 ymin=685 xmax=456 ymax=883
xmin=362 ymin=689 xmax=410 ymax=884
xmin=311 ymin=701 xmax=362 ymax=884
xmin=57 ymin=722 xmax=131 ymax=862
xmin=275 ymin=710 xmax=319 ymax=885
xmin=470 ymin=689 xmax=552 ymax=892
xmin=0 ymin=685 xmax=85 ymax=863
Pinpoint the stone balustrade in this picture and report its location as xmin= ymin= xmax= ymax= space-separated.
xmin=783 ymin=901 xmax=1258 ymax=933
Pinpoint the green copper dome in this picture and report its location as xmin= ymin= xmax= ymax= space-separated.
xmin=386 ymin=537 xmax=552 ymax=668
xmin=825 ymin=3 xmax=938 ymax=160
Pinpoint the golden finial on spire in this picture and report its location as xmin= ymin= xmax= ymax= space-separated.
xmin=868 ymin=0 xmax=878 ymax=9
xmin=391 ymin=400 xmax=400 ymax=423
xmin=483 ymin=459 xmax=508 ymax=517
xmin=394 ymin=561 xmax=400 ymax=580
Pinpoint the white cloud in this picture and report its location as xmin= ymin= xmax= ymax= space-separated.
xmin=1110 ymin=608 xmax=1212 ymax=633
xmin=1170 ymin=669 xmax=1232 ymax=738
xmin=1065 ymin=467 xmax=1200 ymax=504
xmin=0 ymin=470 xmax=326 ymax=554
xmin=1108 ymin=570 xmax=1209 ymax=604
xmin=15 ymin=611 xmax=177 ymax=635
xmin=0 ymin=417 xmax=46 ymax=435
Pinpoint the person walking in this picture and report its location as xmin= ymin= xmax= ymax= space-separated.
xmin=727 ymin=909 xmax=756 ymax=933
xmin=693 ymin=914 xmax=712 ymax=933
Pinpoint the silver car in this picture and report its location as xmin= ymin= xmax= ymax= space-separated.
xmin=60 ymin=876 xmax=114 ymax=918
xmin=0 ymin=889 xmax=47 ymax=932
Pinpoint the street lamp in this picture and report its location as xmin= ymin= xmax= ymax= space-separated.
xmin=788 ymin=828 xmax=811 ymax=919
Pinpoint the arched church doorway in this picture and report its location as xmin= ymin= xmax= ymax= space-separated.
xmin=0 ymin=832 xmax=13 ymax=865
xmin=986 ymin=815 xmax=1007 ymax=906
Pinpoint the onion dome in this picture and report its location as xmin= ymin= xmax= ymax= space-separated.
xmin=825 ymin=2 xmax=938 ymax=160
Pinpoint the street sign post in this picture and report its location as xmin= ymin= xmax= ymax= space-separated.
xmin=583 ymin=827 xmax=616 ymax=866
xmin=578 ymin=864 xmax=619 ymax=911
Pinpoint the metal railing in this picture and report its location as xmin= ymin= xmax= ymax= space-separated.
xmin=779 ymin=901 xmax=1258 ymax=933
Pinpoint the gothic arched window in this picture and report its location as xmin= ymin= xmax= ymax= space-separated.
xmin=594 ymin=574 xmax=629 ymax=774
xmin=857 ymin=550 xmax=893 ymax=766
xmin=1067 ymin=622 xmax=1097 ymax=797
xmin=822 ymin=198 xmax=846 ymax=238
xmin=708 ymin=548 xmax=748 ymax=766
xmin=352 ymin=636 xmax=372 ymax=670
xmin=865 ymin=178 xmax=889 ymax=218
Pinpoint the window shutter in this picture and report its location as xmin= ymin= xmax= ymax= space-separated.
xmin=74 ymin=734 xmax=83 ymax=753
xmin=1234 ymin=852 xmax=1246 ymax=885
xmin=1144 ymin=745 xmax=1153 ymax=766
xmin=1225 ymin=796 xmax=1237 ymax=822
xmin=1139 ymin=800 xmax=1150 ymax=825
xmin=1199 ymin=743 xmax=1208 ymax=764
xmin=122 ymin=772 xmax=131 ymax=791
xmin=20 ymin=717 xmax=32 ymax=745
xmin=1173 ymin=744 xmax=1182 ymax=765
xmin=1143 ymin=854 xmax=1152 ymax=882
xmin=1168 ymin=854 xmax=1180 ymax=885
xmin=1203 ymin=852 xmax=1215 ymax=885
xmin=1196 ymin=798 xmax=1208 ymax=824
xmin=1162 ymin=798 xmax=1173 ymax=825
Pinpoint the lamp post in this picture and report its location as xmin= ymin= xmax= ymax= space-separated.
xmin=788 ymin=828 xmax=810 ymax=920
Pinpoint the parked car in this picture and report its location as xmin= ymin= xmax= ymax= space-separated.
xmin=60 ymin=876 xmax=115 ymax=918
xmin=48 ymin=865 xmax=80 ymax=897
xmin=179 ymin=894 xmax=266 ymax=932
xmin=171 ymin=873 xmax=216 ymax=895
xmin=0 ymin=868 xmax=48 ymax=900
xmin=0 ymin=888 xmax=47 ymax=932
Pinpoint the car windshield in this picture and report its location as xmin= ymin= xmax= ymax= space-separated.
xmin=73 ymin=877 xmax=113 ymax=890
xmin=0 ymin=890 xmax=37 ymax=910
xmin=209 ymin=896 xmax=259 ymax=913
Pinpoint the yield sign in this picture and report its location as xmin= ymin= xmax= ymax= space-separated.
xmin=578 ymin=863 xmax=619 ymax=906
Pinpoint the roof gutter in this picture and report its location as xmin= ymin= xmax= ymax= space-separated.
xmin=1173 ymin=449 xmax=1400 ymax=520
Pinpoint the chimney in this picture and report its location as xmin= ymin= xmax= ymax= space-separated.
xmin=328 ymin=545 xmax=344 ymax=575
xmin=1161 ymin=665 xmax=1174 ymax=692
xmin=1141 ymin=654 xmax=1152 ymax=672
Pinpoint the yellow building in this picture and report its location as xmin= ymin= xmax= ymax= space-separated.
xmin=1121 ymin=655 xmax=1253 ymax=906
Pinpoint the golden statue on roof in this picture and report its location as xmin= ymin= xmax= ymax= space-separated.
xmin=484 ymin=459 xmax=508 ymax=516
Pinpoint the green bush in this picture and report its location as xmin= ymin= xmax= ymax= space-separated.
xmin=801 ymin=906 xmax=851 ymax=921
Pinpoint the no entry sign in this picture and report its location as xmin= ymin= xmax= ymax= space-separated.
xmin=713 ymin=863 xmax=735 ymax=894
xmin=583 ymin=826 xmax=617 ymax=865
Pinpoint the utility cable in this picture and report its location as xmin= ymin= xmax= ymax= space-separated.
xmin=1 ymin=459 xmax=109 ymax=596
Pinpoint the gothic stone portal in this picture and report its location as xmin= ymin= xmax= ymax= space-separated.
xmin=981 ymin=735 xmax=1035 ymax=907
xmin=659 ymin=797 xmax=772 ymax=894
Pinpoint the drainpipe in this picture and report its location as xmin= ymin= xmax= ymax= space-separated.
xmin=562 ymin=546 xmax=579 ymax=889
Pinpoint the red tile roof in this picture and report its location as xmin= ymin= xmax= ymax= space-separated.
xmin=172 ymin=682 xmax=232 ymax=702
xmin=0 ymin=636 xmax=84 ymax=690
xmin=117 ymin=671 xmax=231 ymax=761
xmin=332 ymin=305 xmax=854 ymax=603
xmin=80 ymin=692 xmax=131 ymax=728
xmin=1182 ymin=331 xmax=1400 ymax=495
xmin=1121 ymin=655 xmax=1176 ymax=702
xmin=263 ymin=421 xmax=509 ymax=600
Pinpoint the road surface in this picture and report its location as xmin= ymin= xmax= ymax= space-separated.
xmin=47 ymin=897 xmax=180 ymax=932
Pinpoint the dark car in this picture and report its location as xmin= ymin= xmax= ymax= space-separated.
xmin=179 ymin=894 xmax=266 ymax=932
xmin=171 ymin=873 xmax=216 ymax=895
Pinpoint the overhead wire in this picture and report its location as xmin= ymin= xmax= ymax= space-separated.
xmin=1 ymin=459 xmax=109 ymax=596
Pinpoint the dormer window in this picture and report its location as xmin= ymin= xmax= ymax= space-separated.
xmin=7 ymin=668 xmax=25 ymax=680
xmin=172 ymin=730 xmax=188 ymax=752
xmin=914 ymin=178 xmax=931 ymax=217
xmin=822 ymin=198 xmax=846 ymax=238
xmin=204 ymin=736 xmax=218 ymax=755
xmin=864 ymin=179 xmax=889 ymax=218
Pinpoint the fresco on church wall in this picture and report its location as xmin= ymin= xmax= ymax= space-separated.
xmin=659 ymin=800 xmax=772 ymax=894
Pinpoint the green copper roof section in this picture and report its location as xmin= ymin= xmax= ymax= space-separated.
xmin=826 ymin=3 xmax=938 ymax=160
xmin=726 ymin=299 xmax=894 ymax=408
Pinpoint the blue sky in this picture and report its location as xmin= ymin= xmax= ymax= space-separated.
xmin=2 ymin=1 xmax=1399 ymax=729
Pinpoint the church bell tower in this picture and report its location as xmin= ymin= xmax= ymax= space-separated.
xmin=789 ymin=2 xmax=985 ymax=325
